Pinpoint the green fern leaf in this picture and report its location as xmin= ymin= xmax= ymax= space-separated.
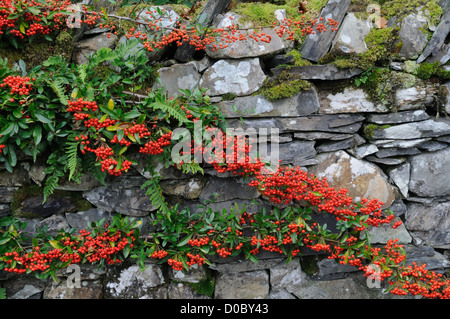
xmin=149 ymin=101 xmax=190 ymax=124
xmin=46 ymin=78 xmax=68 ymax=105
xmin=141 ymin=178 xmax=170 ymax=216
xmin=66 ymin=140 xmax=80 ymax=181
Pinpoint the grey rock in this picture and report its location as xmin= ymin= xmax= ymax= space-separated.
xmin=74 ymin=33 xmax=118 ymax=65
xmin=370 ymin=118 xmax=450 ymax=140
xmin=0 ymin=186 xmax=18 ymax=203
xmin=105 ymin=262 xmax=165 ymax=298
xmin=348 ymin=144 xmax=379 ymax=159
xmin=398 ymin=13 xmax=429 ymax=59
xmin=167 ymin=282 xmax=211 ymax=299
xmin=289 ymin=274 xmax=391 ymax=299
xmin=153 ymin=63 xmax=201 ymax=97
xmin=319 ymin=87 xmax=389 ymax=114
xmin=405 ymin=201 xmax=450 ymax=248
xmin=366 ymin=110 xmax=430 ymax=124
xmin=294 ymin=132 xmax=354 ymax=141
xmin=270 ymin=140 xmax=317 ymax=166
xmin=300 ymin=0 xmax=352 ymax=62
xmin=13 ymin=195 xmax=79 ymax=219
xmin=217 ymin=88 xmax=320 ymax=118
xmin=417 ymin=140 xmax=448 ymax=152
xmin=375 ymin=147 xmax=421 ymax=158
xmin=409 ymin=147 xmax=450 ymax=196
xmin=44 ymin=280 xmax=103 ymax=299
xmin=270 ymin=259 xmax=306 ymax=292
xmin=315 ymin=258 xmax=358 ymax=280
xmin=279 ymin=114 xmax=365 ymax=134
xmin=160 ymin=177 xmax=206 ymax=200
xmin=365 ymin=216 xmax=412 ymax=244
xmin=214 ymin=270 xmax=269 ymax=299
xmin=65 ymin=208 xmax=112 ymax=232
xmin=36 ymin=214 xmax=70 ymax=236
xmin=372 ymin=138 xmax=431 ymax=149
xmin=316 ymin=135 xmax=364 ymax=153
xmin=331 ymin=12 xmax=372 ymax=54
xmin=267 ymin=289 xmax=296 ymax=299
xmin=389 ymin=163 xmax=410 ymax=198
xmin=206 ymin=22 xmax=289 ymax=59
xmin=365 ymin=156 xmax=408 ymax=166
xmin=199 ymin=58 xmax=266 ymax=96
xmin=199 ymin=177 xmax=260 ymax=203
xmin=272 ymin=64 xmax=363 ymax=80
xmin=82 ymin=176 xmax=157 ymax=216
xmin=174 ymin=0 xmax=232 ymax=62
xmin=0 ymin=166 xmax=30 ymax=187
xmin=168 ymin=264 xmax=208 ymax=284
xmin=417 ymin=6 xmax=450 ymax=63
xmin=309 ymin=150 xmax=396 ymax=207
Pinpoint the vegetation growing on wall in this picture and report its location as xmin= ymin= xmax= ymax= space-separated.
xmin=1 ymin=0 xmax=450 ymax=300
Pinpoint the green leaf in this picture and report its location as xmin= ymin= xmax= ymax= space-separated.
xmin=177 ymin=234 xmax=193 ymax=247
xmin=33 ymin=126 xmax=42 ymax=145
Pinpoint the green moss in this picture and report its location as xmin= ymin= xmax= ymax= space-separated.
xmin=188 ymin=272 xmax=215 ymax=297
xmin=285 ymin=50 xmax=312 ymax=67
xmin=363 ymin=68 xmax=418 ymax=108
xmin=256 ymin=70 xmax=311 ymax=101
xmin=416 ymin=61 xmax=450 ymax=80
xmin=299 ymin=256 xmax=320 ymax=276
xmin=221 ymin=93 xmax=237 ymax=101
xmin=363 ymin=124 xmax=391 ymax=139
xmin=320 ymin=26 xmax=400 ymax=70
xmin=0 ymin=30 xmax=74 ymax=69
xmin=383 ymin=0 xmax=443 ymax=25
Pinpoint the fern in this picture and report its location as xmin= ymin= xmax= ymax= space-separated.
xmin=141 ymin=177 xmax=170 ymax=216
xmin=43 ymin=174 xmax=61 ymax=203
xmin=46 ymin=78 xmax=68 ymax=105
xmin=77 ymin=63 xmax=88 ymax=84
xmin=42 ymin=151 xmax=66 ymax=203
xmin=178 ymin=162 xmax=204 ymax=175
xmin=65 ymin=139 xmax=80 ymax=181
xmin=149 ymin=101 xmax=190 ymax=124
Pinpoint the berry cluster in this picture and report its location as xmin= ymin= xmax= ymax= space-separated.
xmin=150 ymin=249 xmax=168 ymax=259
xmin=0 ymin=0 xmax=72 ymax=40
xmin=2 ymin=228 xmax=135 ymax=274
xmin=0 ymin=75 xmax=34 ymax=97
xmin=167 ymin=258 xmax=184 ymax=271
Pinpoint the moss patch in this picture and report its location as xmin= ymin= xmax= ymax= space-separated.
xmin=285 ymin=50 xmax=313 ymax=67
xmin=188 ymin=272 xmax=215 ymax=297
xmin=0 ymin=30 xmax=74 ymax=69
xmin=359 ymin=67 xmax=418 ymax=109
xmin=363 ymin=123 xmax=391 ymax=139
xmin=256 ymin=70 xmax=311 ymax=101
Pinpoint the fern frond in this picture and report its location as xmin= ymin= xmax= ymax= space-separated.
xmin=65 ymin=140 xmax=80 ymax=181
xmin=43 ymin=174 xmax=60 ymax=203
xmin=77 ymin=63 xmax=88 ymax=84
xmin=46 ymin=78 xmax=68 ymax=105
xmin=141 ymin=178 xmax=170 ymax=216
xmin=149 ymin=101 xmax=190 ymax=124
xmin=178 ymin=162 xmax=204 ymax=175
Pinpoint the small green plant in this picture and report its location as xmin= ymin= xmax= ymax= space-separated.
xmin=257 ymin=70 xmax=311 ymax=101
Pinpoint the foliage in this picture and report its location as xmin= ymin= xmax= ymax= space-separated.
xmin=257 ymin=70 xmax=311 ymax=101
xmin=1 ymin=0 xmax=448 ymax=300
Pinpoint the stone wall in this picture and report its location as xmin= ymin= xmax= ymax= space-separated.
xmin=2 ymin=0 xmax=450 ymax=299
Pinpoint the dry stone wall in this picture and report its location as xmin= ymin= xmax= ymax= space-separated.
xmin=2 ymin=0 xmax=450 ymax=299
